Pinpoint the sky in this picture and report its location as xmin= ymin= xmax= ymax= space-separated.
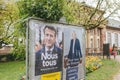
xmin=77 ymin=0 xmax=120 ymax=21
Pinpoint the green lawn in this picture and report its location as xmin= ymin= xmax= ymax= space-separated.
xmin=0 ymin=59 xmax=120 ymax=80
xmin=0 ymin=61 xmax=25 ymax=80
xmin=86 ymin=59 xmax=120 ymax=80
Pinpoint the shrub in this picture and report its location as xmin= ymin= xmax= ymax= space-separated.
xmin=86 ymin=56 xmax=102 ymax=73
xmin=12 ymin=42 xmax=25 ymax=61
xmin=117 ymin=49 xmax=120 ymax=55
xmin=0 ymin=54 xmax=14 ymax=61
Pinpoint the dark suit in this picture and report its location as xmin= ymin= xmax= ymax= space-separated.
xmin=68 ymin=38 xmax=82 ymax=60
xmin=35 ymin=45 xmax=62 ymax=76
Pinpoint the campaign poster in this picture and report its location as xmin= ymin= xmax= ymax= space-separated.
xmin=27 ymin=18 xmax=63 ymax=80
xmin=34 ymin=24 xmax=63 ymax=76
xmin=41 ymin=72 xmax=61 ymax=80
xmin=66 ymin=67 xmax=78 ymax=80
xmin=63 ymin=27 xmax=85 ymax=80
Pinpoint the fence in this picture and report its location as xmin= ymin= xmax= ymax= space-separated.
xmin=0 ymin=46 xmax=12 ymax=55
xmin=86 ymin=48 xmax=102 ymax=56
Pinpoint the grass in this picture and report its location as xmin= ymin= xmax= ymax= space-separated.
xmin=0 ymin=59 xmax=120 ymax=80
xmin=86 ymin=59 xmax=120 ymax=80
xmin=0 ymin=61 xmax=25 ymax=80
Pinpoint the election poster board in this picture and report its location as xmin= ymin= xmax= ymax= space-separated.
xmin=26 ymin=18 xmax=85 ymax=80
xmin=63 ymin=26 xmax=85 ymax=80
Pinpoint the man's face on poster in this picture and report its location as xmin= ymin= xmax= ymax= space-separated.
xmin=44 ymin=28 xmax=56 ymax=49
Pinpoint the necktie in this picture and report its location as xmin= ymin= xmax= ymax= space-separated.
xmin=47 ymin=50 xmax=51 ymax=54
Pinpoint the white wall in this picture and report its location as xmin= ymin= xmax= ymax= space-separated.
xmin=106 ymin=32 xmax=108 ymax=43
xmin=118 ymin=34 xmax=120 ymax=47
xmin=111 ymin=33 xmax=114 ymax=46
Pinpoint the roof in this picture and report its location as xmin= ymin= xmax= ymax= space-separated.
xmin=107 ymin=19 xmax=120 ymax=28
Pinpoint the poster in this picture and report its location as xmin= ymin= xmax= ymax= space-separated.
xmin=66 ymin=67 xmax=78 ymax=80
xmin=41 ymin=72 xmax=61 ymax=80
xmin=63 ymin=27 xmax=85 ymax=80
xmin=34 ymin=24 xmax=63 ymax=76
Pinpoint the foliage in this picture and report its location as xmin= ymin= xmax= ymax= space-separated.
xmin=63 ymin=0 xmax=120 ymax=29
xmin=13 ymin=0 xmax=64 ymax=60
xmin=0 ymin=54 xmax=14 ymax=61
xmin=1 ymin=0 xmax=64 ymax=61
xmin=0 ymin=0 xmax=26 ymax=61
xmin=18 ymin=0 xmax=64 ymax=21
xmin=86 ymin=56 xmax=102 ymax=73
xmin=63 ymin=0 xmax=107 ymax=29
xmin=62 ymin=0 xmax=76 ymax=24
xmin=12 ymin=38 xmax=25 ymax=61
xmin=117 ymin=50 xmax=120 ymax=55
xmin=11 ymin=21 xmax=26 ymax=61
xmin=0 ymin=0 xmax=20 ymax=46
xmin=86 ymin=59 xmax=120 ymax=80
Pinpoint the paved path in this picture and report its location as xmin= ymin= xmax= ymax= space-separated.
xmin=111 ymin=55 xmax=120 ymax=80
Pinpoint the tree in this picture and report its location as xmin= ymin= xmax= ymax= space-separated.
xmin=4 ymin=0 xmax=64 ymax=60
xmin=63 ymin=0 xmax=120 ymax=29
xmin=17 ymin=0 xmax=64 ymax=21
xmin=0 ymin=0 xmax=26 ymax=60
xmin=0 ymin=0 xmax=20 ymax=48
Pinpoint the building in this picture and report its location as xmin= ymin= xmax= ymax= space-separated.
xmin=86 ymin=25 xmax=106 ymax=55
xmin=0 ymin=44 xmax=13 ymax=55
xmin=86 ymin=18 xmax=120 ymax=55
xmin=105 ymin=19 xmax=120 ymax=48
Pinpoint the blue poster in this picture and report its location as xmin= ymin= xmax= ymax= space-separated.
xmin=66 ymin=67 xmax=78 ymax=80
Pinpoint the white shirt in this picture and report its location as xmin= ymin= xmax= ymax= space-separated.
xmin=72 ymin=39 xmax=75 ymax=53
xmin=45 ymin=46 xmax=54 ymax=54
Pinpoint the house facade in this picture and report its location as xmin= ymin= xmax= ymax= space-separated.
xmin=86 ymin=26 xmax=106 ymax=55
xmin=86 ymin=19 xmax=120 ymax=55
xmin=105 ymin=19 xmax=120 ymax=48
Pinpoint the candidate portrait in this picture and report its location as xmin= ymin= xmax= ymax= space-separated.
xmin=35 ymin=25 xmax=63 ymax=76
xmin=68 ymin=31 xmax=82 ymax=60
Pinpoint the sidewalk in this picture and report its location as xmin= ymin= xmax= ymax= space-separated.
xmin=111 ymin=55 xmax=120 ymax=80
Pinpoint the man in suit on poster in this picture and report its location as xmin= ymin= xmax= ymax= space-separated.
xmin=35 ymin=25 xmax=62 ymax=76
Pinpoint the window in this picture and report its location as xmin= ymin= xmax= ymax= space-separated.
xmin=97 ymin=39 xmax=100 ymax=48
xmin=107 ymin=32 xmax=111 ymax=45
xmin=97 ymin=29 xmax=100 ymax=36
xmin=90 ymin=38 xmax=93 ymax=48
xmin=90 ymin=30 xmax=93 ymax=35
xmin=114 ymin=33 xmax=118 ymax=46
